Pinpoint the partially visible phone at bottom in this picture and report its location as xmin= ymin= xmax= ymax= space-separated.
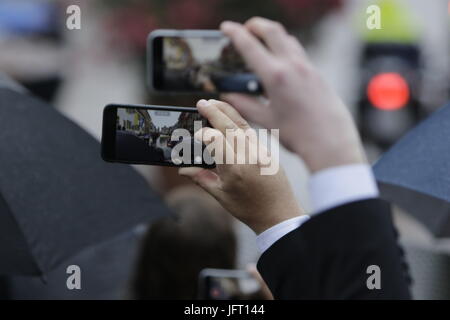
xmin=198 ymin=268 xmax=262 ymax=300
xmin=101 ymin=103 xmax=214 ymax=168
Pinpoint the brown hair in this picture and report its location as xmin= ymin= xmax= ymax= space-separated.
xmin=131 ymin=186 xmax=236 ymax=299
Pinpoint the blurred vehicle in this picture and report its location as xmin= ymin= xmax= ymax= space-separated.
xmin=0 ymin=0 xmax=64 ymax=102
xmin=356 ymin=0 xmax=427 ymax=150
xmin=357 ymin=42 xmax=424 ymax=149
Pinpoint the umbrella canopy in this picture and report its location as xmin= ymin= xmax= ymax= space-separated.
xmin=5 ymin=225 xmax=146 ymax=300
xmin=0 ymin=87 xmax=170 ymax=275
xmin=374 ymin=102 xmax=450 ymax=237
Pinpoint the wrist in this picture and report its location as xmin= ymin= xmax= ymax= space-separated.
xmin=249 ymin=203 xmax=303 ymax=235
xmin=251 ymin=215 xmax=301 ymax=235
xmin=297 ymin=136 xmax=367 ymax=174
xmin=305 ymin=149 xmax=366 ymax=173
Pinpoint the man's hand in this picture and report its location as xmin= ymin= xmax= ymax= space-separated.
xmin=179 ymin=99 xmax=304 ymax=234
xmin=221 ymin=17 xmax=366 ymax=173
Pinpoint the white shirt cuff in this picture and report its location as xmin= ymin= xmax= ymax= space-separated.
xmin=256 ymin=164 xmax=379 ymax=253
xmin=256 ymin=215 xmax=310 ymax=253
xmin=308 ymin=163 xmax=379 ymax=214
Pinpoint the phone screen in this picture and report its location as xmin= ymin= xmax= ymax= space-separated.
xmin=152 ymin=34 xmax=262 ymax=93
xmin=102 ymin=105 xmax=214 ymax=167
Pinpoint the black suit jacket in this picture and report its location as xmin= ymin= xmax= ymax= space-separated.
xmin=257 ymin=199 xmax=411 ymax=299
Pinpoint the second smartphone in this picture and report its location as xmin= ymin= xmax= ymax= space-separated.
xmin=101 ymin=103 xmax=214 ymax=168
xmin=148 ymin=29 xmax=263 ymax=94
xmin=198 ymin=268 xmax=263 ymax=300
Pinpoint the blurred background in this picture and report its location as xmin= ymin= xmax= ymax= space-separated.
xmin=0 ymin=0 xmax=449 ymax=299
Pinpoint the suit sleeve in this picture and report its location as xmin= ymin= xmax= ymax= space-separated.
xmin=257 ymin=199 xmax=411 ymax=299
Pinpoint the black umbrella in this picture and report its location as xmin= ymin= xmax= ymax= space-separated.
xmin=5 ymin=225 xmax=146 ymax=300
xmin=374 ymin=102 xmax=450 ymax=237
xmin=0 ymin=87 xmax=170 ymax=275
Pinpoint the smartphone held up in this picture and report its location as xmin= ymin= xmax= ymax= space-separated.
xmin=101 ymin=29 xmax=262 ymax=168
xmin=148 ymin=30 xmax=263 ymax=94
xmin=101 ymin=104 xmax=214 ymax=168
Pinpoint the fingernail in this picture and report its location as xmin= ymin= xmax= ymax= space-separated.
xmin=194 ymin=129 xmax=203 ymax=141
xmin=221 ymin=21 xmax=235 ymax=30
xmin=197 ymin=99 xmax=208 ymax=108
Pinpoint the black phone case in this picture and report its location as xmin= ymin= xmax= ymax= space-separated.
xmin=101 ymin=103 xmax=215 ymax=169
xmin=147 ymin=29 xmax=263 ymax=95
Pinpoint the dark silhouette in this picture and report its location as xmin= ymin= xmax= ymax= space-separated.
xmin=131 ymin=187 xmax=236 ymax=299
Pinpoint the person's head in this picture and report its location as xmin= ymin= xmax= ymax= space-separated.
xmin=132 ymin=186 xmax=236 ymax=299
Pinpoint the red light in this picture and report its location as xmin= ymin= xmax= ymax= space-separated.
xmin=367 ymin=72 xmax=410 ymax=110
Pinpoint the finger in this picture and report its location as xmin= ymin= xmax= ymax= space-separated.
xmin=220 ymin=21 xmax=277 ymax=80
xmin=286 ymin=34 xmax=308 ymax=59
xmin=207 ymin=99 xmax=258 ymax=162
xmin=195 ymin=127 xmax=236 ymax=169
xmin=179 ymin=167 xmax=222 ymax=196
xmin=197 ymin=107 xmax=256 ymax=162
xmin=221 ymin=93 xmax=272 ymax=128
xmin=197 ymin=99 xmax=239 ymax=135
xmin=178 ymin=167 xmax=204 ymax=177
xmin=207 ymin=99 xmax=251 ymax=130
xmin=244 ymin=17 xmax=292 ymax=57
xmin=245 ymin=17 xmax=307 ymax=61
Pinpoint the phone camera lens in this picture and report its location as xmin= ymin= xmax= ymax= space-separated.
xmin=247 ymin=80 xmax=259 ymax=92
